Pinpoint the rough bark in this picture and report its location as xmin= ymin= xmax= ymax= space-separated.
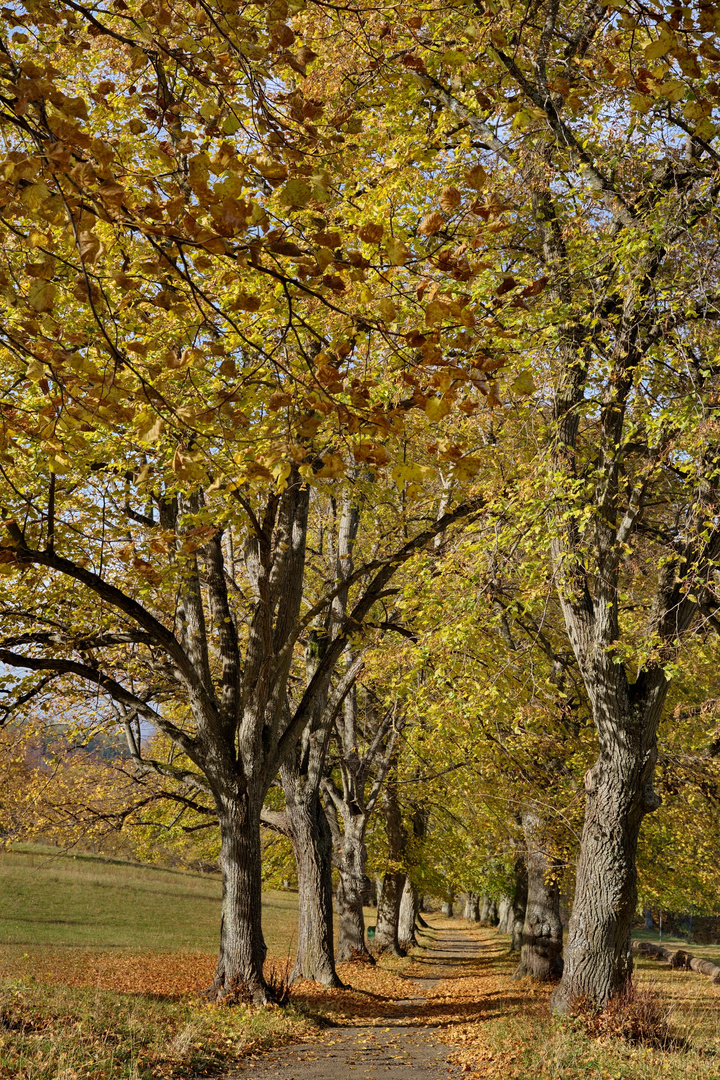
xmin=511 ymin=858 xmax=528 ymax=953
xmin=514 ymin=810 xmax=563 ymax=981
xmin=497 ymin=896 xmax=513 ymax=934
xmin=374 ymin=781 xmax=407 ymax=956
xmin=479 ymin=896 xmax=492 ymax=923
xmin=398 ymin=877 xmax=420 ymax=950
xmin=322 ymin=667 xmax=402 ymax=963
xmin=208 ymin=793 xmax=269 ymax=1004
xmin=280 ymin=778 xmax=342 ymax=987
xmin=464 ymin=892 xmax=480 ymax=922
xmin=331 ymin=810 xmax=374 ymax=962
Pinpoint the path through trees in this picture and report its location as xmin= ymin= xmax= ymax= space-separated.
xmin=230 ymin=925 xmax=482 ymax=1080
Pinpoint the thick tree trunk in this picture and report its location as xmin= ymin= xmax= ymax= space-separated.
xmin=511 ymin=858 xmax=528 ymax=953
xmin=398 ymin=877 xmax=419 ymax=950
xmin=335 ymin=816 xmax=374 ymax=962
xmin=441 ymin=897 xmax=454 ymax=917
xmin=479 ymin=896 xmax=492 ymax=923
xmin=551 ymin=742 xmax=661 ymax=1012
xmin=514 ymin=810 xmax=563 ymax=981
xmin=464 ymin=892 xmax=480 ymax=922
xmin=283 ymin=779 xmax=342 ymax=987
xmin=209 ymin=793 xmax=269 ymax=1004
xmin=644 ymin=908 xmax=655 ymax=930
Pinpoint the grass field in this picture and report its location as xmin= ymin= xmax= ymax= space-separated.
xmin=0 ymin=843 xmax=299 ymax=954
xmin=0 ymin=844 xmax=310 ymax=1079
xmin=4 ymin=847 xmax=720 ymax=1080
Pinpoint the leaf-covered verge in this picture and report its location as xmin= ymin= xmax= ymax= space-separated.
xmin=4 ymin=921 xmax=720 ymax=1080
xmin=0 ymin=976 xmax=315 ymax=1080
xmin=432 ymin=927 xmax=720 ymax=1080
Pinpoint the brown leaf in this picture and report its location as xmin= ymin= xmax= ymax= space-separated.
xmin=439 ymin=186 xmax=462 ymax=212
xmin=418 ymin=212 xmax=445 ymax=236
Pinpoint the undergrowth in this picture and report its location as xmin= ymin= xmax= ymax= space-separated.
xmin=569 ymin=979 xmax=686 ymax=1050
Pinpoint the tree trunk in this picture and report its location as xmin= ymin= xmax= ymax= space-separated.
xmin=398 ymin=876 xmax=419 ymax=950
xmin=644 ymin=908 xmax=654 ymax=930
xmin=487 ymin=899 xmax=498 ymax=926
xmin=497 ymin=896 xmax=513 ymax=933
xmin=375 ymin=870 xmax=406 ymax=955
xmin=551 ymin=742 xmax=660 ymax=1012
xmin=511 ymin=858 xmax=528 ymax=953
xmin=374 ymin=782 xmax=407 ymax=956
xmin=334 ymin=815 xmax=374 ymax=962
xmin=479 ymin=896 xmax=492 ymax=923
xmin=514 ymin=810 xmax=563 ymax=981
xmin=464 ymin=892 xmax=480 ymax=921
xmin=283 ymin=779 xmax=342 ymax=987
xmin=441 ymin=897 xmax=454 ymax=917
xmin=209 ymin=793 xmax=269 ymax=1004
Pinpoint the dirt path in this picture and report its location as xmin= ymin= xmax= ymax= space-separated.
xmin=232 ymin=926 xmax=484 ymax=1080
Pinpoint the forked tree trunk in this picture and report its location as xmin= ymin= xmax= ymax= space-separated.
xmin=551 ymin=740 xmax=661 ymax=1012
xmin=210 ymin=793 xmax=269 ymax=1004
xmin=514 ymin=810 xmax=563 ymax=981
xmin=282 ymin=778 xmax=342 ymax=987
xmin=335 ymin=816 xmax=374 ymax=962
xmin=398 ymin=877 xmax=419 ymax=950
xmin=464 ymin=893 xmax=480 ymax=921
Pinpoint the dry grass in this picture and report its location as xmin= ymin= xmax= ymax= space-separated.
xmin=437 ymin=923 xmax=720 ymax=1080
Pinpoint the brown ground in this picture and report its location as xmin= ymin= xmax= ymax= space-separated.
xmin=231 ymin=925 xmax=490 ymax=1080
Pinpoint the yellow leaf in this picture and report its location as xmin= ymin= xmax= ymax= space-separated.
xmin=465 ymin=164 xmax=487 ymax=190
xmin=629 ymin=93 xmax=654 ymax=114
xmin=315 ymin=453 xmax=345 ymax=477
xmin=511 ymin=369 xmax=535 ymax=395
xmin=644 ymin=31 xmax=675 ymax=61
xmin=385 ymin=237 xmax=409 ymax=265
xmin=658 ymin=79 xmax=686 ymax=102
xmin=279 ymin=178 xmax=312 ymax=207
xmin=26 ymin=359 xmax=45 ymax=381
xmin=27 ymin=281 xmax=56 ymax=312
xmin=21 ymin=182 xmax=50 ymax=210
xmin=425 ymin=396 xmax=451 ymax=421
xmin=379 ymin=297 xmax=397 ymax=320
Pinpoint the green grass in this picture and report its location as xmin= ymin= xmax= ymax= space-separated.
xmin=632 ymin=927 xmax=720 ymax=969
xmin=0 ymin=844 xmax=316 ymax=1080
xmin=0 ymin=843 xmax=299 ymax=953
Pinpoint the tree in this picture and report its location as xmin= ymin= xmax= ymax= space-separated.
xmin=307 ymin=0 xmax=720 ymax=1009
xmin=0 ymin=0 xmax=500 ymax=1002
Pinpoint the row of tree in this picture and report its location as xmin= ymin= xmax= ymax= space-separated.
xmin=2 ymin=0 xmax=720 ymax=1014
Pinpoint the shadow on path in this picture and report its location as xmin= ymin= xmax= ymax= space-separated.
xmin=229 ymin=925 xmax=489 ymax=1080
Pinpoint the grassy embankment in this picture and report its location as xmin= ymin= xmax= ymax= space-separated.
xmin=0 ymin=844 xmax=313 ymax=1080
